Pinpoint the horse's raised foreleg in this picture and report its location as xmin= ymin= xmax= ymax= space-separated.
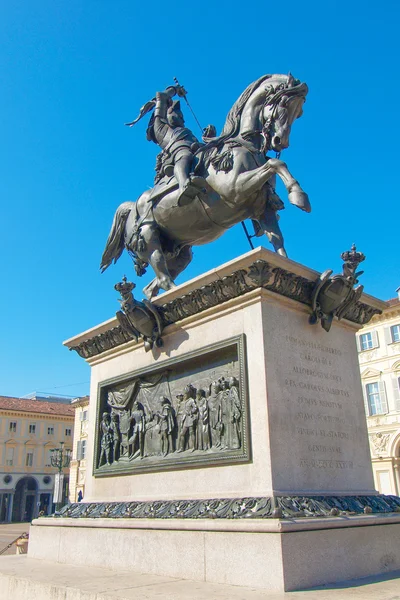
xmin=232 ymin=159 xmax=310 ymax=213
xmin=267 ymin=159 xmax=311 ymax=213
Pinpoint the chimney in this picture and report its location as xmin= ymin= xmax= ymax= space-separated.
xmin=397 ymin=286 xmax=400 ymax=301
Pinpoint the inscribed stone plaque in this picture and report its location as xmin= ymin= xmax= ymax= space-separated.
xmin=263 ymin=304 xmax=374 ymax=494
xmin=94 ymin=335 xmax=250 ymax=476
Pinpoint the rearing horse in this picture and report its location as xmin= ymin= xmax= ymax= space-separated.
xmin=101 ymin=74 xmax=310 ymax=298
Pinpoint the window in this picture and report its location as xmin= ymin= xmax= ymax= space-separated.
xmin=366 ymin=382 xmax=388 ymax=416
xmin=47 ymin=426 xmax=54 ymax=435
xmin=29 ymin=423 xmax=36 ymax=434
xmin=359 ymin=331 xmax=378 ymax=352
xmin=391 ymin=325 xmax=400 ymax=343
xmin=6 ymin=447 xmax=14 ymax=466
xmin=9 ymin=422 xmax=17 ymax=433
xmin=384 ymin=325 xmax=400 ymax=345
xmin=65 ymin=428 xmax=72 ymax=436
xmin=26 ymin=451 xmax=34 ymax=467
xmin=77 ymin=440 xmax=86 ymax=460
xmin=79 ymin=410 xmax=88 ymax=422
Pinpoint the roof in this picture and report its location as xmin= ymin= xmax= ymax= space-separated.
xmin=386 ymin=297 xmax=400 ymax=307
xmin=0 ymin=395 xmax=74 ymax=417
xmin=71 ymin=395 xmax=90 ymax=407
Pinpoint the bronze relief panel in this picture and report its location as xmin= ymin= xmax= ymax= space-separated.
xmin=94 ymin=335 xmax=250 ymax=476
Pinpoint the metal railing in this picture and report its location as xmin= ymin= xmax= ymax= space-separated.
xmin=0 ymin=532 xmax=29 ymax=556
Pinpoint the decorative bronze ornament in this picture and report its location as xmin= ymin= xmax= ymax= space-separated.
xmin=54 ymin=493 xmax=400 ymax=520
xmin=114 ymin=276 xmax=164 ymax=352
xmin=309 ymin=245 xmax=366 ymax=332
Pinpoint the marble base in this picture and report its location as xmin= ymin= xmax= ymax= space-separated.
xmin=28 ymin=514 xmax=400 ymax=592
xmin=65 ymin=248 xmax=383 ymax=503
xmin=44 ymin=248 xmax=391 ymax=592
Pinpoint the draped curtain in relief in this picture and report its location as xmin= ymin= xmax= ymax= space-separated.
xmin=107 ymin=372 xmax=169 ymax=411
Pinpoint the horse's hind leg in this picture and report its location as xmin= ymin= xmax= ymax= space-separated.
xmin=143 ymin=277 xmax=160 ymax=300
xmin=169 ymin=245 xmax=193 ymax=280
xmin=136 ymin=223 xmax=176 ymax=298
xmin=143 ymin=245 xmax=193 ymax=299
xmin=260 ymin=209 xmax=287 ymax=257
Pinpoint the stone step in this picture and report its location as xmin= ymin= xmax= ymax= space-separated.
xmin=1 ymin=556 xmax=400 ymax=600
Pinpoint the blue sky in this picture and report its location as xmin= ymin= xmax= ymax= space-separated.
xmin=0 ymin=1 xmax=399 ymax=399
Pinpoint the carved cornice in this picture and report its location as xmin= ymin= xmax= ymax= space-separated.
xmin=54 ymin=494 xmax=400 ymax=520
xmin=70 ymin=260 xmax=381 ymax=359
xmin=368 ymin=305 xmax=400 ymax=324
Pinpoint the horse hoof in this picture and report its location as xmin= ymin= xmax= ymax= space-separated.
xmin=288 ymin=190 xmax=311 ymax=213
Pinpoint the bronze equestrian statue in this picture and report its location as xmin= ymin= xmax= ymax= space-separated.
xmin=101 ymin=74 xmax=310 ymax=298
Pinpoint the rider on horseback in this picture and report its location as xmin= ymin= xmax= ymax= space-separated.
xmin=148 ymin=85 xmax=207 ymax=206
xmin=127 ymin=84 xmax=207 ymax=207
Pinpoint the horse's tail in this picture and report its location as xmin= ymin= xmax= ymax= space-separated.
xmin=100 ymin=202 xmax=134 ymax=273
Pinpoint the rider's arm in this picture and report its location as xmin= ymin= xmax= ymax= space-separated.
xmin=153 ymin=88 xmax=175 ymax=146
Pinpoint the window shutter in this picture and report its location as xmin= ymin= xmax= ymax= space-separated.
xmin=356 ymin=335 xmax=362 ymax=352
xmin=76 ymin=441 xmax=82 ymax=460
xmin=384 ymin=327 xmax=393 ymax=345
xmin=362 ymin=384 xmax=370 ymax=417
xmin=392 ymin=375 xmax=400 ymax=412
xmin=378 ymin=381 xmax=388 ymax=413
xmin=371 ymin=330 xmax=379 ymax=348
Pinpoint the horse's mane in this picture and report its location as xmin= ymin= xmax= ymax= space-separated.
xmin=220 ymin=74 xmax=273 ymax=138
xmin=201 ymin=74 xmax=273 ymax=156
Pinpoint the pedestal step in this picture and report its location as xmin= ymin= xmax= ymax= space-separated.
xmin=1 ymin=556 xmax=400 ymax=600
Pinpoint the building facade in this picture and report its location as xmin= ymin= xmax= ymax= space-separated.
xmin=0 ymin=395 xmax=74 ymax=522
xmin=357 ymin=289 xmax=400 ymax=495
xmin=69 ymin=395 xmax=89 ymax=503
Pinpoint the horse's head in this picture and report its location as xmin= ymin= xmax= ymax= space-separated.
xmin=201 ymin=73 xmax=308 ymax=165
xmin=261 ymin=74 xmax=308 ymax=153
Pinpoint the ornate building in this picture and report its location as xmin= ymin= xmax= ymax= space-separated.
xmin=357 ymin=288 xmax=400 ymax=494
xmin=0 ymin=395 xmax=74 ymax=522
xmin=69 ymin=395 xmax=89 ymax=502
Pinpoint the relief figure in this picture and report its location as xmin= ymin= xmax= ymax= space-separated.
xmin=119 ymin=409 xmax=133 ymax=457
xmin=157 ymin=397 xmax=175 ymax=456
xmin=208 ymin=380 xmax=222 ymax=448
xmin=177 ymin=384 xmax=198 ymax=452
xmin=143 ymin=415 xmax=159 ymax=457
xmin=128 ymin=401 xmax=146 ymax=459
xmin=98 ymin=412 xmax=113 ymax=467
xmin=226 ymin=377 xmax=242 ymax=449
xmin=196 ymin=389 xmax=210 ymax=450
xmin=110 ymin=413 xmax=121 ymax=462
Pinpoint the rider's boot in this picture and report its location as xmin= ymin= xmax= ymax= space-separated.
xmin=177 ymin=176 xmax=208 ymax=206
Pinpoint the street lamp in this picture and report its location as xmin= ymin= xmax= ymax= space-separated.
xmin=50 ymin=442 xmax=71 ymax=512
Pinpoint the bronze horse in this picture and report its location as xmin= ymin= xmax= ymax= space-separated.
xmin=101 ymin=74 xmax=310 ymax=298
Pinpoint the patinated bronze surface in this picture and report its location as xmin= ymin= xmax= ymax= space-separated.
xmin=114 ymin=276 xmax=164 ymax=351
xmin=93 ymin=336 xmax=249 ymax=475
xmin=310 ymin=245 xmax=366 ymax=332
xmin=101 ymin=74 xmax=311 ymax=298
xmin=56 ymin=494 xmax=400 ymax=520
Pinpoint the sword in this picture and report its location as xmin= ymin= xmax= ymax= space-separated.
xmin=173 ymin=77 xmax=203 ymax=134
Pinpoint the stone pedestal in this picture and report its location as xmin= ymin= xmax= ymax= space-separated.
xmin=27 ymin=248 xmax=400 ymax=592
